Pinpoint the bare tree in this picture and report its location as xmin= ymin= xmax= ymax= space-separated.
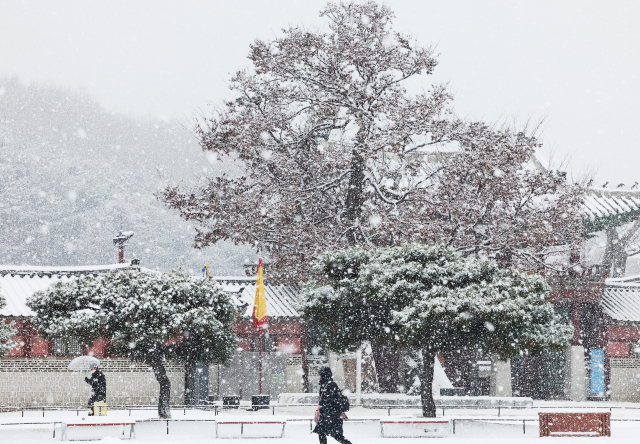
xmin=162 ymin=1 xmax=585 ymax=282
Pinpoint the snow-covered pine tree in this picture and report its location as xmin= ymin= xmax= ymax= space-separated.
xmin=161 ymin=1 xmax=585 ymax=283
xmin=26 ymin=270 xmax=238 ymax=419
xmin=299 ymin=243 xmax=572 ymax=417
xmin=0 ymin=290 xmax=17 ymax=357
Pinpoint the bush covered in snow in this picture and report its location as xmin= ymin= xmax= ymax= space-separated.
xmin=300 ymin=243 xmax=572 ymax=417
xmin=0 ymin=290 xmax=16 ymax=357
xmin=27 ymin=270 xmax=238 ymax=418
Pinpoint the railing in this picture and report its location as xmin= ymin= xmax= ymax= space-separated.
xmin=0 ymin=404 xmax=217 ymax=417
xmin=6 ymin=402 xmax=640 ymax=418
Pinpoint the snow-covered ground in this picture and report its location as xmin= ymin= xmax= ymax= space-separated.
xmin=2 ymin=402 xmax=640 ymax=443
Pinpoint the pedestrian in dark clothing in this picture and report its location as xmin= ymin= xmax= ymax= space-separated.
xmin=313 ymin=367 xmax=352 ymax=444
xmin=85 ymin=365 xmax=106 ymax=415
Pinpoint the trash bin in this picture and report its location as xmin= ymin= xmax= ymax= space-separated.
xmin=93 ymin=402 xmax=107 ymax=416
xmin=223 ymin=396 xmax=240 ymax=409
xmin=252 ymin=395 xmax=270 ymax=410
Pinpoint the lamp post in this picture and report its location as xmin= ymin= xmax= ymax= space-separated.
xmin=113 ymin=231 xmax=134 ymax=264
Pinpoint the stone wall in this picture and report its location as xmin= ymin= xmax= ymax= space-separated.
xmin=0 ymin=358 xmax=185 ymax=407
xmin=208 ymin=354 xmax=307 ymax=399
xmin=610 ymin=358 xmax=640 ymax=402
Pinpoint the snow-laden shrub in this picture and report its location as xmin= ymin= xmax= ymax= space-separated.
xmin=300 ymin=243 xmax=572 ymax=416
xmin=27 ymin=270 xmax=238 ymax=418
xmin=0 ymin=290 xmax=16 ymax=357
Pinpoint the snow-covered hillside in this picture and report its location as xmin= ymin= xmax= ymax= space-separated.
xmin=0 ymin=77 xmax=252 ymax=273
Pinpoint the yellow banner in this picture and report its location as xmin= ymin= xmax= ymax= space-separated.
xmin=252 ymin=259 xmax=267 ymax=329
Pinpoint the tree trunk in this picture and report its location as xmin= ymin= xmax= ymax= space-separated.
xmin=371 ymin=344 xmax=400 ymax=393
xmin=603 ymin=227 xmax=628 ymax=278
xmin=151 ymin=361 xmax=172 ymax=419
xmin=344 ymin=151 xmax=365 ymax=246
xmin=420 ymin=349 xmax=436 ymax=418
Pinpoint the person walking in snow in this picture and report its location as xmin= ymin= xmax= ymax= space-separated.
xmin=85 ymin=364 xmax=106 ymax=415
xmin=313 ymin=367 xmax=352 ymax=444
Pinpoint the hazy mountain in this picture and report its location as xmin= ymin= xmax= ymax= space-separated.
xmin=0 ymin=76 xmax=253 ymax=275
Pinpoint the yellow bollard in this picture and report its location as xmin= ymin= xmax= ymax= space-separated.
xmin=93 ymin=402 xmax=107 ymax=416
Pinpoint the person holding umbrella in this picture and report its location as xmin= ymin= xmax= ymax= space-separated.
xmin=85 ymin=363 xmax=106 ymax=416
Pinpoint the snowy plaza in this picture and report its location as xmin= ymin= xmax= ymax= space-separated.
xmin=3 ymin=402 xmax=640 ymax=442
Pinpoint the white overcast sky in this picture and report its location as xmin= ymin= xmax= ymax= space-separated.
xmin=1 ymin=0 xmax=639 ymax=186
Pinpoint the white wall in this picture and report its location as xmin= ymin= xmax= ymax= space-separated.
xmin=0 ymin=358 xmax=185 ymax=407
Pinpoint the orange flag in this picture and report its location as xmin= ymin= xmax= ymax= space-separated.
xmin=252 ymin=258 xmax=268 ymax=329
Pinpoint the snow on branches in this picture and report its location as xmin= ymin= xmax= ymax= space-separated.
xmin=161 ymin=2 xmax=585 ymax=283
xmin=299 ymin=243 xmax=572 ymax=416
xmin=27 ymin=270 xmax=238 ymax=418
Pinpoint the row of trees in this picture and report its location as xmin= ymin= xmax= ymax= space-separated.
xmin=24 ymin=244 xmax=570 ymax=418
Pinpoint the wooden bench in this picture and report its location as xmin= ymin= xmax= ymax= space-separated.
xmin=539 ymin=412 xmax=610 ymax=437
xmin=379 ymin=419 xmax=452 ymax=438
xmin=61 ymin=421 xmax=135 ymax=441
xmin=215 ymin=421 xmax=286 ymax=439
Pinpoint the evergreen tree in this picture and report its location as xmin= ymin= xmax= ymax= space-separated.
xmin=300 ymin=243 xmax=572 ymax=417
xmin=27 ymin=270 xmax=238 ymax=418
xmin=0 ymin=290 xmax=16 ymax=357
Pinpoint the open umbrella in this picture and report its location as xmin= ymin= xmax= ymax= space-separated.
xmin=67 ymin=356 xmax=100 ymax=371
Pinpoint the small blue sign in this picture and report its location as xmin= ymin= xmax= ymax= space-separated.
xmin=591 ymin=349 xmax=605 ymax=394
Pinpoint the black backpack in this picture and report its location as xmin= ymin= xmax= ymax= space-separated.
xmin=338 ymin=391 xmax=350 ymax=412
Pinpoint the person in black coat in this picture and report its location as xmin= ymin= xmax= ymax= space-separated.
xmin=313 ymin=367 xmax=352 ymax=444
xmin=85 ymin=364 xmax=106 ymax=415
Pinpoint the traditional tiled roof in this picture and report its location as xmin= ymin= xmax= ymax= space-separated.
xmin=584 ymin=189 xmax=640 ymax=232
xmin=0 ymin=264 xmax=131 ymax=277
xmin=0 ymin=266 xmax=300 ymax=319
xmin=602 ymin=276 xmax=640 ymax=322
xmin=214 ymin=277 xmax=300 ymax=318
xmin=0 ymin=264 xmax=133 ymax=317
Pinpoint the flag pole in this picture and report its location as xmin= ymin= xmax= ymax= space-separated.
xmin=252 ymin=257 xmax=267 ymax=396
xmin=259 ymin=332 xmax=263 ymax=394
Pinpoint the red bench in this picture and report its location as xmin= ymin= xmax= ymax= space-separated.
xmin=380 ymin=419 xmax=452 ymax=438
xmin=215 ymin=421 xmax=286 ymax=439
xmin=539 ymin=412 xmax=610 ymax=437
xmin=61 ymin=421 xmax=135 ymax=441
